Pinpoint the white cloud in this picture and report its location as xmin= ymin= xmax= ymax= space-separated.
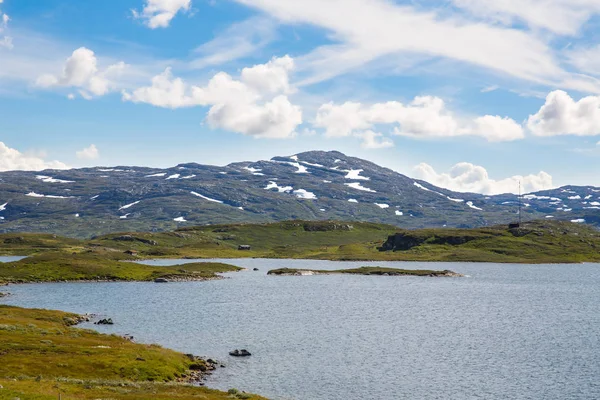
xmin=0 ymin=142 xmax=68 ymax=172
xmin=315 ymin=96 xmax=524 ymax=142
xmin=232 ymin=0 xmax=596 ymax=92
xmin=0 ymin=6 xmax=12 ymax=49
xmin=123 ymin=56 xmax=302 ymax=138
xmin=413 ymin=162 xmax=553 ymax=195
xmin=527 ymin=90 xmax=600 ymax=136
xmin=452 ymin=0 xmax=600 ymax=36
xmin=189 ymin=17 xmax=277 ymax=69
xmin=133 ymin=0 xmax=191 ymax=29
xmin=357 ymin=130 xmax=393 ymax=149
xmin=76 ymin=144 xmax=99 ymax=160
xmin=36 ymin=47 xmax=127 ymax=99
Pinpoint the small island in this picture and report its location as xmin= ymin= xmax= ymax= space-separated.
xmin=267 ymin=266 xmax=463 ymax=277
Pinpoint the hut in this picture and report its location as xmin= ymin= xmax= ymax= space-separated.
xmin=238 ymin=245 xmax=251 ymax=251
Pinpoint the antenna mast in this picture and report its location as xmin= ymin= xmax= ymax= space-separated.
xmin=518 ymin=180 xmax=522 ymax=226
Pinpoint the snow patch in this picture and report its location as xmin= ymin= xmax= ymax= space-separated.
xmin=395 ymin=210 xmax=404 ymax=216
xmin=345 ymin=169 xmax=370 ymax=180
xmin=36 ymin=175 xmax=74 ymax=183
xmin=191 ymin=191 xmax=224 ymax=204
xmin=374 ymin=203 xmax=389 ymax=209
xmin=293 ymin=189 xmax=317 ymax=199
xmin=174 ymin=217 xmax=187 ymax=222
xmin=0 ymin=203 xmax=6 ymax=212
xmin=166 ymin=174 xmax=180 ymax=180
xmin=244 ymin=166 xmax=262 ymax=173
xmin=90 ymin=195 xmax=99 ymax=200
xmin=466 ymin=201 xmax=483 ymax=211
xmin=344 ymin=182 xmax=376 ymax=192
xmin=447 ymin=197 xmax=465 ymax=203
xmin=348 ymin=199 xmax=358 ymax=203
xmin=181 ymin=175 xmax=196 ymax=179
xmin=26 ymin=192 xmax=72 ymax=199
xmin=545 ymin=216 xmax=554 ymax=218
xmin=323 ymin=180 xmax=332 ymax=183
xmin=571 ymin=218 xmax=586 ymax=223
xmin=265 ymin=181 xmax=293 ymax=193
xmin=290 ymin=155 xmax=299 ymax=161
xmin=145 ymin=172 xmax=167 ymax=178
xmin=413 ymin=182 xmax=431 ymax=191
xmin=568 ymin=195 xmax=581 ymax=200
xmin=120 ymin=214 xmax=130 ymax=219
xmin=75 ymin=213 xmax=80 ymax=217
xmin=119 ymin=201 xmax=140 ymax=211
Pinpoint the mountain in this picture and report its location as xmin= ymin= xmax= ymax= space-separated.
xmin=0 ymin=150 xmax=598 ymax=237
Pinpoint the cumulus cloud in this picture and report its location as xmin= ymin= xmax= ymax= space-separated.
xmin=357 ymin=130 xmax=394 ymax=149
xmin=315 ymin=96 xmax=524 ymax=142
xmin=123 ymin=56 xmax=302 ymax=138
xmin=0 ymin=142 xmax=68 ymax=172
xmin=36 ymin=47 xmax=126 ymax=99
xmin=527 ymin=90 xmax=600 ymax=136
xmin=76 ymin=144 xmax=99 ymax=160
xmin=133 ymin=0 xmax=191 ymax=29
xmin=413 ymin=162 xmax=553 ymax=195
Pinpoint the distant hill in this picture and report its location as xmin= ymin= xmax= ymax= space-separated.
xmin=0 ymin=150 xmax=598 ymax=237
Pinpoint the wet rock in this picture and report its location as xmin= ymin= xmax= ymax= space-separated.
xmin=229 ymin=349 xmax=251 ymax=357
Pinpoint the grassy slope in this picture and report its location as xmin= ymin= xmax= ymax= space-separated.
xmin=1 ymin=220 xmax=599 ymax=272
xmin=0 ymin=305 xmax=265 ymax=400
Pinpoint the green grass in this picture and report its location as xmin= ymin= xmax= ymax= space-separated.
xmin=0 ymin=305 xmax=265 ymax=399
xmin=267 ymin=266 xmax=461 ymax=276
xmin=0 ymin=251 xmax=241 ymax=284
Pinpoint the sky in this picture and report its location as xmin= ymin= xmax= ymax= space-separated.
xmin=1 ymin=0 xmax=600 ymax=195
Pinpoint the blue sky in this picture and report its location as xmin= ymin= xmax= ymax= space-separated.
xmin=1 ymin=0 xmax=600 ymax=194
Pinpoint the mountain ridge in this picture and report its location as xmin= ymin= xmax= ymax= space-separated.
xmin=0 ymin=150 xmax=598 ymax=237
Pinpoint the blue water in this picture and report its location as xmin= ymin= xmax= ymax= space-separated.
xmin=2 ymin=259 xmax=600 ymax=400
xmin=0 ymin=256 xmax=26 ymax=263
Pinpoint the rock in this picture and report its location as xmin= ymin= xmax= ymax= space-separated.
xmin=95 ymin=318 xmax=114 ymax=325
xmin=253 ymin=268 xmax=259 ymax=271
xmin=154 ymin=278 xmax=169 ymax=283
xmin=229 ymin=349 xmax=251 ymax=357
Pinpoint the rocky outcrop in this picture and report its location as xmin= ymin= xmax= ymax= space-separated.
xmin=112 ymin=235 xmax=158 ymax=246
xmin=379 ymin=232 xmax=490 ymax=251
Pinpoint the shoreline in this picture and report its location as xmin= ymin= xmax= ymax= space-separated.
xmin=0 ymin=304 xmax=265 ymax=399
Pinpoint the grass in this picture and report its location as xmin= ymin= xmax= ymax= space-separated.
xmin=0 ymin=251 xmax=241 ymax=284
xmin=267 ymin=266 xmax=461 ymax=276
xmin=0 ymin=305 xmax=266 ymax=399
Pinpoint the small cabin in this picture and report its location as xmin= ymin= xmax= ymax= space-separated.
xmin=238 ymin=245 xmax=251 ymax=251
xmin=124 ymin=250 xmax=138 ymax=256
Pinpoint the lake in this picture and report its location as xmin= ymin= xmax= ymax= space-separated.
xmin=0 ymin=256 xmax=27 ymax=263
xmin=2 ymin=259 xmax=600 ymax=400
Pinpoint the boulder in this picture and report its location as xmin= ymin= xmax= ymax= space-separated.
xmin=229 ymin=349 xmax=252 ymax=357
